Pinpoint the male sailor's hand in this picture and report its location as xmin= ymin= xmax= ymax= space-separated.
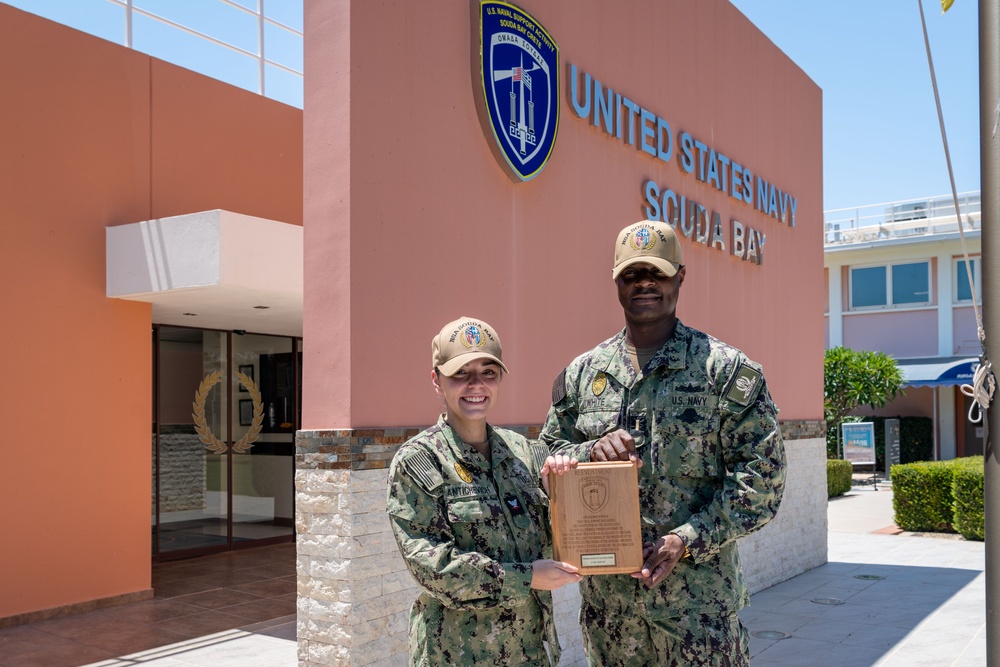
xmin=591 ymin=429 xmax=641 ymax=467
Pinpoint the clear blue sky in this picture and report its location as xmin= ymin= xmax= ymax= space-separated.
xmin=7 ymin=0 xmax=979 ymax=213
xmin=730 ymin=0 xmax=981 ymax=212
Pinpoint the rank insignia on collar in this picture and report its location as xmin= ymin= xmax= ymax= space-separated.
xmin=455 ymin=462 xmax=474 ymax=483
xmin=592 ymin=372 xmax=608 ymax=396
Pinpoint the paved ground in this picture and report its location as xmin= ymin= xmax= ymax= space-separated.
xmin=80 ymin=479 xmax=986 ymax=667
xmin=743 ymin=481 xmax=986 ymax=666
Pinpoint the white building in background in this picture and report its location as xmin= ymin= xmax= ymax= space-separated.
xmin=824 ymin=191 xmax=983 ymax=460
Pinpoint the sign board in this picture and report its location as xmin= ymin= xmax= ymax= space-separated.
xmin=842 ymin=422 xmax=876 ymax=466
xmin=884 ymin=418 xmax=900 ymax=478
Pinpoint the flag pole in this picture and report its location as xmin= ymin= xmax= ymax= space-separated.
xmin=980 ymin=0 xmax=999 ymax=663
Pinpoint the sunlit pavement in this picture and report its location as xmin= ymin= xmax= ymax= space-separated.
xmin=744 ymin=483 xmax=985 ymax=667
xmin=76 ymin=483 xmax=986 ymax=667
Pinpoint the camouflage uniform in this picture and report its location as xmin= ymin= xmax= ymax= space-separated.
xmin=387 ymin=415 xmax=560 ymax=666
xmin=541 ymin=321 xmax=785 ymax=666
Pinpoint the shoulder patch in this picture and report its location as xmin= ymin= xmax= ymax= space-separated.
xmin=551 ymin=368 xmax=567 ymax=405
xmin=530 ymin=443 xmax=550 ymax=474
xmin=404 ymin=450 xmax=443 ymax=492
xmin=723 ymin=361 xmax=763 ymax=407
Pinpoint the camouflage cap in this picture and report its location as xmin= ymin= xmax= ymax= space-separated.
xmin=432 ymin=316 xmax=509 ymax=376
xmin=612 ymin=220 xmax=683 ymax=279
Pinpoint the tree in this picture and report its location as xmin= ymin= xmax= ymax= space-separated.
xmin=824 ymin=346 xmax=904 ymax=429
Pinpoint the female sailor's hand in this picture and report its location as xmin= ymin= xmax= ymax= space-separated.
xmin=540 ymin=454 xmax=578 ymax=494
xmin=530 ymin=560 xmax=582 ymax=590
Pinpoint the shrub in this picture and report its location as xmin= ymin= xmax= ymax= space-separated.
xmin=827 ymin=459 xmax=852 ymax=498
xmin=952 ymin=457 xmax=984 ymax=541
xmin=891 ymin=460 xmax=956 ymax=532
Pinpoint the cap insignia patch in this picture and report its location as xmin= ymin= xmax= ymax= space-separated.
xmin=455 ymin=462 xmax=474 ymax=483
xmin=630 ymin=227 xmax=655 ymax=251
xmin=460 ymin=325 xmax=486 ymax=349
xmin=592 ymin=372 xmax=608 ymax=396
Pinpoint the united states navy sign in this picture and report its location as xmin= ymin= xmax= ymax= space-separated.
xmin=474 ymin=1 xmax=559 ymax=182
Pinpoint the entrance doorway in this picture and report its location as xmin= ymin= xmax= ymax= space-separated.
xmin=153 ymin=326 xmax=300 ymax=560
xmin=957 ymin=391 xmax=984 ymax=458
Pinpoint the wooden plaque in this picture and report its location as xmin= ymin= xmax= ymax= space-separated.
xmin=549 ymin=461 xmax=643 ymax=575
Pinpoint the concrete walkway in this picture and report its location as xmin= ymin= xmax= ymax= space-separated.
xmin=744 ymin=482 xmax=986 ymax=667
xmin=83 ymin=481 xmax=987 ymax=667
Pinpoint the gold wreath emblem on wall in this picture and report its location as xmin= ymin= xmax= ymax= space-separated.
xmin=192 ymin=370 xmax=263 ymax=454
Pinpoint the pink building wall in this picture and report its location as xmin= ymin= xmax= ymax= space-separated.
xmin=825 ymin=268 xmax=830 ymax=313
xmin=0 ymin=4 xmax=302 ymax=621
xmin=856 ymin=387 xmax=933 ymax=419
xmin=303 ymin=0 xmax=824 ymax=430
xmin=954 ymin=306 xmax=980 ymax=355
xmin=843 ymin=310 xmax=938 ymax=358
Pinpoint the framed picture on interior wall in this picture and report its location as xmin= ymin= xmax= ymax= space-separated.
xmin=238 ymin=365 xmax=254 ymax=392
xmin=239 ymin=399 xmax=254 ymax=426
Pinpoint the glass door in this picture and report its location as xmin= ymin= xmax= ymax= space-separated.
xmin=231 ymin=334 xmax=297 ymax=542
xmin=153 ymin=326 xmax=298 ymax=560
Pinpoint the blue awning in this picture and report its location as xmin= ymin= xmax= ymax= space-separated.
xmin=896 ymin=357 xmax=978 ymax=387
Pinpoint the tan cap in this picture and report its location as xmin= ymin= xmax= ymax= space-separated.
xmin=432 ymin=316 xmax=508 ymax=376
xmin=612 ymin=220 xmax=683 ymax=279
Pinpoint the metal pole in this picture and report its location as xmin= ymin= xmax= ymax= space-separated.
xmin=934 ymin=389 xmax=939 ymax=460
xmin=981 ymin=0 xmax=999 ymax=663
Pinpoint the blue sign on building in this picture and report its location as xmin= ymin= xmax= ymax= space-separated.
xmin=474 ymin=1 xmax=559 ymax=182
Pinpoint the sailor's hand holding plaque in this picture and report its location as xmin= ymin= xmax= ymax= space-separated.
xmin=582 ymin=424 xmax=688 ymax=587
xmin=548 ymin=428 xmax=644 ymax=575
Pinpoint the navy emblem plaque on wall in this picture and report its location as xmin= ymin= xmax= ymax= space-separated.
xmin=474 ymin=1 xmax=559 ymax=182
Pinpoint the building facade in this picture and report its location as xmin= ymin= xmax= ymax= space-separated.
xmin=2 ymin=2 xmax=829 ymax=666
xmin=824 ymin=192 xmax=983 ymax=460
xmin=0 ymin=1 xmax=303 ymax=624
xmin=298 ymin=1 xmax=826 ymax=664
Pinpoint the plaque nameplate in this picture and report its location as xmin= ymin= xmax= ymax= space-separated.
xmin=549 ymin=461 xmax=643 ymax=575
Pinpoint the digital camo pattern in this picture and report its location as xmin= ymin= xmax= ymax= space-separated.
xmin=540 ymin=321 xmax=784 ymax=664
xmin=581 ymin=608 xmax=750 ymax=667
xmin=387 ymin=415 xmax=559 ymax=666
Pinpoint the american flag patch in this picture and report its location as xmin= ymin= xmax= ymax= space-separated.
xmin=406 ymin=451 xmax=442 ymax=492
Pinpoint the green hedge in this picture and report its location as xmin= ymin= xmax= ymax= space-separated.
xmin=891 ymin=457 xmax=984 ymax=540
xmin=952 ymin=457 xmax=985 ymax=541
xmin=826 ymin=416 xmax=933 ymax=466
xmin=891 ymin=460 xmax=956 ymax=532
xmin=827 ymin=459 xmax=852 ymax=498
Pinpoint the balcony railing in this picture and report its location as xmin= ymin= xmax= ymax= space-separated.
xmin=824 ymin=192 xmax=981 ymax=246
xmin=6 ymin=0 xmax=303 ymax=108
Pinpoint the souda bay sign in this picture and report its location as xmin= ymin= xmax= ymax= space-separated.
xmin=568 ymin=64 xmax=799 ymax=267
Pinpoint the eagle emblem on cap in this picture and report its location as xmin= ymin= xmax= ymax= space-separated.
xmin=460 ymin=325 xmax=486 ymax=349
xmin=629 ymin=226 xmax=655 ymax=251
